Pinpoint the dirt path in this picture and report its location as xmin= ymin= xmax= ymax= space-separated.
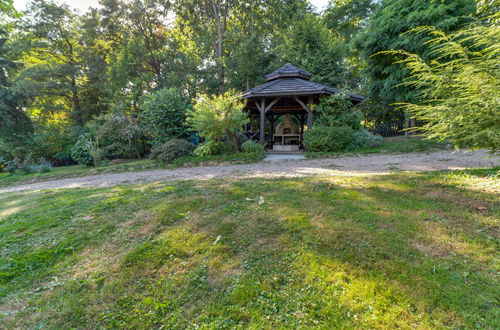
xmin=1 ymin=150 xmax=498 ymax=193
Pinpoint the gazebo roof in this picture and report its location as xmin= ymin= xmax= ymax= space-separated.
xmin=265 ymin=63 xmax=312 ymax=81
xmin=242 ymin=63 xmax=363 ymax=103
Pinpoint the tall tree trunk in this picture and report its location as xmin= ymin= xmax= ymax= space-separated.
xmin=216 ymin=22 xmax=225 ymax=94
xmin=209 ymin=0 xmax=227 ymax=94
xmin=226 ymin=129 xmax=239 ymax=151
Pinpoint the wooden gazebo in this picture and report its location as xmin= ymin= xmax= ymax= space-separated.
xmin=242 ymin=63 xmax=363 ymax=150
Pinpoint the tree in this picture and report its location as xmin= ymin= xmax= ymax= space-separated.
xmin=0 ymin=3 xmax=33 ymax=142
xmin=272 ymin=13 xmax=347 ymax=88
xmin=187 ymin=91 xmax=248 ymax=151
xmin=140 ymin=88 xmax=191 ymax=145
xmin=175 ymin=0 xmax=237 ymax=94
xmin=16 ymin=0 xmax=86 ymax=125
xmin=323 ymin=0 xmax=375 ymax=42
xmin=0 ymin=0 xmax=18 ymax=18
xmin=353 ymin=0 xmax=476 ymax=104
xmin=387 ymin=23 xmax=499 ymax=152
xmin=0 ymin=40 xmax=33 ymax=141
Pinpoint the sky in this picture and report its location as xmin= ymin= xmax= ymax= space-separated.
xmin=14 ymin=0 xmax=330 ymax=13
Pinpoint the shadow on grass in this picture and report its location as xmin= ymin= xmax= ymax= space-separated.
xmin=0 ymin=169 xmax=498 ymax=328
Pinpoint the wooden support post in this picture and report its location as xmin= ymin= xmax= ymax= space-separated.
xmin=307 ymin=96 xmax=314 ymax=128
xmin=257 ymin=99 xmax=266 ymax=144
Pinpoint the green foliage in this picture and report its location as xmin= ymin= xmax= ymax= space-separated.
xmin=0 ymin=136 xmax=30 ymax=161
xmin=149 ymin=139 xmax=195 ymax=163
xmin=187 ymin=91 xmax=248 ymax=152
xmin=353 ymin=0 xmax=476 ymax=103
xmin=388 ymin=23 xmax=500 ymax=152
xmin=71 ymin=133 xmax=96 ymax=166
xmin=304 ymin=125 xmax=355 ymax=152
xmin=241 ymin=140 xmax=265 ymax=155
xmin=314 ymin=93 xmax=362 ymax=130
xmin=323 ymin=0 xmax=375 ymax=42
xmin=140 ymin=88 xmax=191 ymax=145
xmin=272 ymin=13 xmax=347 ymax=87
xmin=89 ymin=112 xmax=147 ymax=159
xmin=193 ymin=140 xmax=227 ymax=157
xmin=0 ymin=27 xmax=33 ymax=140
xmin=356 ymin=97 xmax=404 ymax=129
xmin=350 ymin=129 xmax=382 ymax=149
xmin=29 ymin=123 xmax=80 ymax=165
xmin=305 ymin=94 xmax=381 ymax=152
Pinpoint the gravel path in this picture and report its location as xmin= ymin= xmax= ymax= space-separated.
xmin=1 ymin=150 xmax=498 ymax=193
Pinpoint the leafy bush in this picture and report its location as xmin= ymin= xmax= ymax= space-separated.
xmin=89 ymin=112 xmax=147 ymax=159
xmin=150 ymin=139 xmax=195 ymax=163
xmin=303 ymin=126 xmax=355 ymax=152
xmin=29 ymin=123 xmax=79 ymax=164
xmin=241 ymin=140 xmax=265 ymax=154
xmin=140 ymin=88 xmax=191 ymax=145
xmin=0 ymin=136 xmax=32 ymax=161
xmin=349 ymin=129 xmax=383 ymax=149
xmin=193 ymin=141 xmax=226 ymax=156
xmin=71 ymin=134 xmax=93 ymax=166
xmin=187 ymin=91 xmax=248 ymax=151
xmin=314 ymin=94 xmax=363 ymax=130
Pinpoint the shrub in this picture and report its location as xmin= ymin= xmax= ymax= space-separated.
xmin=193 ymin=141 xmax=225 ymax=156
xmin=71 ymin=134 xmax=93 ymax=166
xmin=241 ymin=140 xmax=265 ymax=154
xmin=150 ymin=139 xmax=195 ymax=163
xmin=0 ymin=136 xmax=32 ymax=161
xmin=314 ymin=94 xmax=363 ymax=130
xmin=89 ymin=112 xmax=147 ymax=159
xmin=187 ymin=91 xmax=248 ymax=151
xmin=140 ymin=88 xmax=191 ymax=145
xmin=303 ymin=126 xmax=354 ymax=152
xmin=5 ymin=157 xmax=52 ymax=174
xmin=349 ymin=129 xmax=383 ymax=149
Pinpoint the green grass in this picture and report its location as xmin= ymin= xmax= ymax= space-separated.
xmin=1 ymin=168 xmax=498 ymax=328
xmin=0 ymin=152 xmax=264 ymax=188
xmin=306 ymin=135 xmax=450 ymax=158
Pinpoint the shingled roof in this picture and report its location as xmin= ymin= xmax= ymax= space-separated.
xmin=242 ymin=63 xmax=363 ymax=103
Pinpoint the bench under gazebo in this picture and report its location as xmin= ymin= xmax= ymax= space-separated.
xmin=242 ymin=63 xmax=363 ymax=151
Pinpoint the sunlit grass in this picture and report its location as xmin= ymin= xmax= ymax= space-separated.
xmin=0 ymin=169 xmax=498 ymax=328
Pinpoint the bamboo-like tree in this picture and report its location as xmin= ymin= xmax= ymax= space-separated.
xmin=385 ymin=20 xmax=499 ymax=152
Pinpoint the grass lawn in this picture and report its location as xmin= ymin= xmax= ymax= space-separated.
xmin=0 ymin=152 xmax=264 ymax=188
xmin=0 ymin=168 xmax=498 ymax=328
xmin=306 ymin=135 xmax=449 ymax=158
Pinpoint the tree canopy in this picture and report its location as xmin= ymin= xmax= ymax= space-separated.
xmin=1 ymin=0 xmax=497 ymax=162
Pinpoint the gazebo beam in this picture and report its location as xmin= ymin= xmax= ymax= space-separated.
xmin=264 ymin=97 xmax=281 ymax=113
xmin=293 ymin=96 xmax=313 ymax=128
